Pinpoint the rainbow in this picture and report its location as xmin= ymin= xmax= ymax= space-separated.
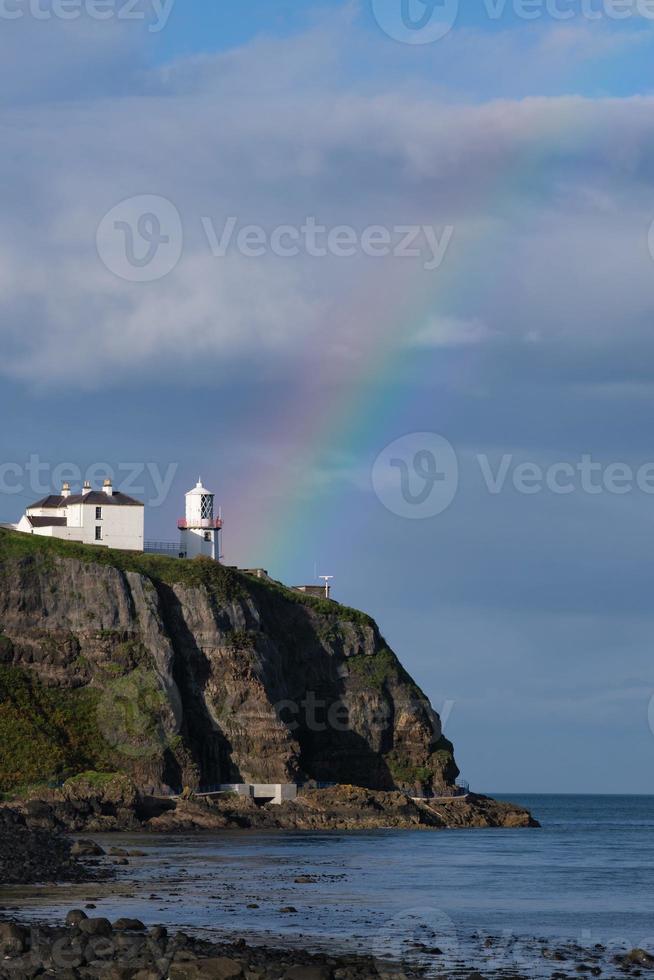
xmin=229 ymin=221 xmax=476 ymax=578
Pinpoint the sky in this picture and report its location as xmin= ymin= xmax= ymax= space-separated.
xmin=3 ymin=0 xmax=654 ymax=793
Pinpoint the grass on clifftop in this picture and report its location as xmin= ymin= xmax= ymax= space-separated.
xmin=0 ymin=527 xmax=245 ymax=603
xmin=0 ymin=528 xmax=374 ymax=625
xmin=243 ymin=571 xmax=375 ymax=627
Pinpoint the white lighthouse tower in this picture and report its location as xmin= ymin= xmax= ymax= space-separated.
xmin=178 ymin=478 xmax=223 ymax=560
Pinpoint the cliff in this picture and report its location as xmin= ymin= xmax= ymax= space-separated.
xmin=0 ymin=529 xmax=459 ymax=798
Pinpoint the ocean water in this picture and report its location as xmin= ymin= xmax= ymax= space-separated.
xmin=6 ymin=794 xmax=654 ymax=976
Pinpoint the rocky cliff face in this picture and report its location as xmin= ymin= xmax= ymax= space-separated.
xmin=0 ymin=530 xmax=458 ymax=796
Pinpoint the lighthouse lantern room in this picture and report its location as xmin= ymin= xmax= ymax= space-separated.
xmin=178 ymin=478 xmax=223 ymax=560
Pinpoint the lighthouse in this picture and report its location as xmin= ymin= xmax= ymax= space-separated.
xmin=178 ymin=478 xmax=223 ymax=560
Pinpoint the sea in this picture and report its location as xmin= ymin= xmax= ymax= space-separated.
xmin=6 ymin=795 xmax=654 ymax=977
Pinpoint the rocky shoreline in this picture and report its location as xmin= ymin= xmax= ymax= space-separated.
xmin=4 ymin=778 xmax=539 ymax=836
xmin=3 ymin=805 xmax=654 ymax=980
xmin=0 ymin=914 xmax=422 ymax=979
xmin=2 ymin=909 xmax=654 ymax=979
xmin=0 ymin=808 xmax=91 ymax=887
xmin=0 ymin=783 xmax=542 ymax=978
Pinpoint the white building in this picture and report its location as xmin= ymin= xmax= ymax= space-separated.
xmin=178 ymin=478 xmax=223 ymax=560
xmin=15 ymin=479 xmax=144 ymax=551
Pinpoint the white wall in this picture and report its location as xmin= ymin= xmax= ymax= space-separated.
xmin=20 ymin=497 xmax=144 ymax=552
xmin=180 ymin=527 xmax=216 ymax=560
xmin=81 ymin=502 xmax=144 ymax=551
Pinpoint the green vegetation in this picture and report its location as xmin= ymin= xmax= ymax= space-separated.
xmin=0 ymin=664 xmax=118 ymax=792
xmin=0 ymin=527 xmax=376 ymax=627
xmin=95 ymin=667 xmax=174 ymax=759
xmin=245 ymin=570 xmax=375 ymax=627
xmin=347 ymin=647 xmax=401 ymax=688
xmin=63 ymin=770 xmax=122 ymax=790
xmin=112 ymin=640 xmax=151 ymax=671
xmin=432 ymin=735 xmax=456 ymax=763
xmin=384 ymin=751 xmax=433 ymax=787
xmin=226 ymin=629 xmax=257 ymax=651
xmin=347 ymin=647 xmax=425 ymax=700
xmin=0 ymin=528 xmax=245 ymax=604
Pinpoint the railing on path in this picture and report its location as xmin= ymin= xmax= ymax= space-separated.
xmin=144 ymin=541 xmax=187 ymax=558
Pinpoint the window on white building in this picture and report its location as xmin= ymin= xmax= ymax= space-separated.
xmin=95 ymin=526 xmax=102 ymax=541
xmin=200 ymin=495 xmax=213 ymax=520
xmin=96 ymin=507 xmax=103 ymax=520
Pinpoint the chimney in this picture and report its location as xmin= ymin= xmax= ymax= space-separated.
xmin=61 ymin=482 xmax=71 ymax=499
xmin=82 ymin=481 xmax=92 ymax=496
xmin=103 ymin=478 xmax=114 ymax=497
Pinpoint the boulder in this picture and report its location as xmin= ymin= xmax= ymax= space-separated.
xmin=71 ymin=839 xmax=105 ymax=857
xmin=0 ymin=921 xmax=29 ymax=957
xmin=194 ymin=958 xmax=244 ymax=979
xmin=170 ymin=957 xmax=243 ymax=979
xmin=285 ymin=967 xmax=332 ymax=980
xmin=623 ymin=948 xmax=654 ymax=968
xmin=65 ymin=909 xmax=88 ymax=927
xmin=113 ymin=917 xmax=146 ymax=932
xmin=78 ymin=917 xmax=113 ymax=937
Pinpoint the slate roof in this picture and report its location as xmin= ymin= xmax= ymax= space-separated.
xmin=28 ymin=495 xmax=67 ymax=509
xmin=65 ymin=491 xmax=144 ymax=507
xmin=27 ymin=490 xmax=144 ymax=510
xmin=27 ymin=516 xmax=68 ymax=528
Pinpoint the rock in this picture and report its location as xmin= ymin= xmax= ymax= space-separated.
xmin=71 ymin=839 xmax=105 ymax=857
xmin=294 ymin=876 xmax=317 ymax=884
xmin=149 ymin=925 xmax=168 ymax=941
xmin=78 ymin=916 xmax=113 ymax=937
xmin=0 ymin=536 xmax=464 ymax=806
xmin=624 ymin=949 xmax=654 ymax=968
xmin=50 ymin=933 xmax=86 ymax=969
xmin=280 ymin=906 xmax=298 ymax=913
xmin=95 ymin=968 xmax=136 ymax=980
xmin=170 ymin=958 xmax=244 ymax=979
xmin=109 ymin=848 xmax=130 ymax=857
xmin=285 ymin=967 xmax=332 ymax=980
xmin=195 ymin=958 xmax=244 ymax=979
xmin=0 ymin=921 xmax=29 ymax=957
xmin=65 ymin=908 xmax=88 ymax=926
xmin=0 ymin=807 xmax=90 ymax=885
xmin=61 ymin=773 xmax=140 ymax=811
xmin=113 ymin=917 xmax=146 ymax=931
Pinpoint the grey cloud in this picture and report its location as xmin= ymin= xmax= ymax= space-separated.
xmin=2 ymin=16 xmax=654 ymax=389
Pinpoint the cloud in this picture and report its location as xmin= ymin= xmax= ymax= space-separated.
xmin=2 ymin=10 xmax=654 ymax=390
xmin=410 ymin=316 xmax=499 ymax=348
